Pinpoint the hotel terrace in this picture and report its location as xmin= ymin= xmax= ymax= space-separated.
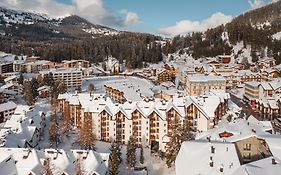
xmin=58 ymin=90 xmax=230 ymax=151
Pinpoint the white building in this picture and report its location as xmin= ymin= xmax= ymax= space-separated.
xmin=0 ymin=148 xmax=109 ymax=175
xmin=176 ymin=141 xmax=240 ymax=175
xmin=185 ymin=74 xmax=226 ymax=96
xmin=0 ymin=101 xmax=17 ymax=123
xmin=58 ymin=90 xmax=230 ymax=151
xmin=0 ymin=105 xmax=46 ymax=148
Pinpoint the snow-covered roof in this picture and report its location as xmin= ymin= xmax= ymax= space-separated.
xmin=0 ymin=83 xmax=22 ymax=90
xmin=187 ymin=74 xmax=226 ymax=82
xmin=0 ymin=88 xmax=17 ymax=95
xmin=0 ymin=101 xmax=17 ymax=112
xmin=176 ymin=140 xmax=240 ymax=175
xmin=83 ymin=76 xmax=155 ymax=101
xmin=0 ymin=148 xmax=109 ymax=175
xmin=4 ymin=75 xmax=18 ymax=82
xmin=62 ymin=91 xmax=229 ymax=121
xmin=37 ymin=85 xmax=51 ymax=91
xmin=196 ymin=117 xmax=272 ymax=143
xmin=232 ymin=157 xmax=281 ymax=175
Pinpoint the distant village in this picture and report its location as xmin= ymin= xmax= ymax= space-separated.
xmin=0 ymin=51 xmax=281 ymax=175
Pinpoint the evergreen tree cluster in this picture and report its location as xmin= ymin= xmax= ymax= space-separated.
xmin=108 ymin=142 xmax=122 ymax=175
xmin=0 ymin=32 xmax=163 ymax=69
xmin=126 ymin=136 xmax=137 ymax=168
xmin=162 ymin=1 xmax=281 ymax=64
xmin=165 ymin=118 xmax=194 ymax=168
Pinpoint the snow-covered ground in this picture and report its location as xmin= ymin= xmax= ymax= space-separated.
xmin=272 ymin=31 xmax=281 ymax=40
xmin=82 ymin=76 xmax=155 ymax=101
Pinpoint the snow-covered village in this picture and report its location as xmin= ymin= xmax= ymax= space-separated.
xmin=1 ymin=1 xmax=281 ymax=175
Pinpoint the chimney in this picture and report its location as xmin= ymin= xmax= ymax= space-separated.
xmin=272 ymin=158 xmax=277 ymax=165
xmin=209 ymin=161 xmax=214 ymax=167
xmin=210 ymin=156 xmax=213 ymax=161
xmin=211 ymin=146 xmax=215 ymax=154
xmin=23 ymin=149 xmax=31 ymax=159
xmin=220 ymin=165 xmax=224 ymax=172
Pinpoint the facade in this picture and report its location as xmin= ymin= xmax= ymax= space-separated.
xmin=0 ymin=83 xmax=23 ymax=94
xmin=40 ymin=68 xmax=83 ymax=88
xmin=244 ymin=79 xmax=281 ymax=118
xmin=0 ymin=62 xmax=14 ymax=74
xmin=258 ymin=58 xmax=276 ymax=68
xmin=0 ymin=101 xmax=17 ymax=123
xmin=217 ymin=55 xmax=232 ymax=64
xmin=225 ymin=70 xmax=262 ymax=88
xmin=185 ymin=74 xmax=226 ymax=96
xmin=235 ymin=136 xmax=271 ymax=164
xmin=244 ymin=81 xmax=260 ymax=100
xmin=62 ymin=60 xmax=90 ymax=69
xmin=58 ymin=91 xmax=229 ymax=151
xmin=37 ymin=85 xmax=51 ymax=98
xmin=157 ymin=70 xmax=173 ymax=83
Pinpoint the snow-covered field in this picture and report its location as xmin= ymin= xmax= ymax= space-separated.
xmin=82 ymin=76 xmax=155 ymax=101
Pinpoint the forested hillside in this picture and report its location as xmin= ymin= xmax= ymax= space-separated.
xmin=163 ymin=1 xmax=281 ymax=64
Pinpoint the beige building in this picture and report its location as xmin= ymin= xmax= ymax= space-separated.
xmin=185 ymin=74 xmax=226 ymax=96
xmin=244 ymin=81 xmax=260 ymax=100
xmin=40 ymin=68 xmax=83 ymax=88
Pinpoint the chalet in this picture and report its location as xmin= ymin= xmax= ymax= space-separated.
xmin=258 ymin=58 xmax=276 ymax=68
xmin=37 ymin=85 xmax=51 ymax=98
xmin=217 ymin=55 xmax=232 ymax=64
xmin=0 ymin=83 xmax=23 ymax=94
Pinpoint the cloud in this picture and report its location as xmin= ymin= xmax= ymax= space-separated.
xmin=0 ymin=0 xmax=74 ymax=18
xmin=0 ymin=0 xmax=140 ymax=26
xmin=121 ymin=9 xmax=141 ymax=25
xmin=158 ymin=12 xmax=232 ymax=37
xmin=248 ymin=0 xmax=267 ymax=9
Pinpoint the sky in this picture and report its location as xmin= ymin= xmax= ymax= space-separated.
xmin=0 ymin=0 xmax=278 ymax=37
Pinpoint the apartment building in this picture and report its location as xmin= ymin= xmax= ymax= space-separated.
xmin=62 ymin=60 xmax=90 ymax=69
xmin=244 ymin=81 xmax=260 ymax=101
xmin=0 ymin=62 xmax=13 ymax=74
xmin=185 ymin=74 xmax=226 ymax=96
xmin=40 ymin=68 xmax=83 ymax=88
xmin=58 ymin=90 xmax=229 ymax=151
xmin=157 ymin=70 xmax=173 ymax=83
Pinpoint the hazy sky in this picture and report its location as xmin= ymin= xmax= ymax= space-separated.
xmin=0 ymin=0 xmax=277 ymax=36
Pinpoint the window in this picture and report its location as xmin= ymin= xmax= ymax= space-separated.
xmin=243 ymin=143 xmax=251 ymax=150
xmin=243 ymin=153 xmax=251 ymax=160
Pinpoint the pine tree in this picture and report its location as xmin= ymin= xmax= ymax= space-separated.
xmin=43 ymin=158 xmax=54 ymax=175
xmin=108 ymin=142 xmax=121 ymax=175
xmin=49 ymin=119 xmax=59 ymax=148
xmin=88 ymin=83 xmax=95 ymax=95
xmin=18 ymin=73 xmax=24 ymax=85
xmin=23 ymin=81 xmax=36 ymax=106
xmin=79 ymin=114 xmax=96 ymax=150
xmin=165 ymin=118 xmax=194 ymax=168
xmin=76 ymin=158 xmax=85 ymax=175
xmin=140 ymin=144 xmax=144 ymax=165
xmin=126 ymin=136 xmax=137 ymax=168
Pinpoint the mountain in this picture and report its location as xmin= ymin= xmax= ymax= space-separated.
xmin=0 ymin=7 xmax=119 ymax=40
xmin=163 ymin=1 xmax=281 ymax=64
xmin=0 ymin=7 xmax=163 ymax=68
